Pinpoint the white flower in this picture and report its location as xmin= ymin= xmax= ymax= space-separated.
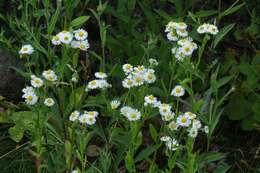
xmin=51 ymin=35 xmax=61 ymax=45
xmin=85 ymin=111 xmax=99 ymax=118
xmin=71 ymin=170 xmax=78 ymax=173
xmin=168 ymin=121 xmax=179 ymax=131
xmin=144 ymin=71 xmax=156 ymax=84
xmin=22 ymin=86 xmax=34 ymax=94
xmin=144 ymin=95 xmax=158 ymax=106
xmin=79 ymin=114 xmax=88 ymax=124
xmin=30 ymin=75 xmax=44 ymax=88
xmin=185 ymin=112 xmax=196 ymax=120
xmin=176 ymin=22 xmax=187 ymax=30
xmin=79 ymin=112 xmax=98 ymax=125
xmin=94 ymin=72 xmax=107 ymax=79
xmin=19 ymin=44 xmax=34 ymax=55
xmin=132 ymin=75 xmax=144 ymax=86
xmin=160 ymin=136 xmax=171 ymax=142
xmin=69 ymin=111 xmax=80 ymax=122
xmin=180 ymin=43 xmax=194 ymax=56
xmin=177 ymin=37 xmax=193 ymax=46
xmin=122 ymin=78 xmax=134 ymax=88
xmin=133 ymin=65 xmax=146 ymax=74
xmin=85 ymin=115 xmax=97 ymax=125
xmin=208 ymin=25 xmax=218 ymax=35
xmin=159 ymin=103 xmax=172 ymax=116
xmin=203 ymin=126 xmax=209 ymax=134
xmin=171 ymin=85 xmax=185 ymax=97
xmin=166 ymin=31 xmax=178 ymax=41
xmin=110 ymin=100 xmax=121 ymax=109
xmin=70 ymin=40 xmax=80 ymax=48
xmin=44 ymin=98 xmax=55 ymax=107
xmin=122 ymin=64 xmax=133 ymax=74
xmin=177 ymin=114 xmax=191 ymax=127
xmin=126 ymin=108 xmax=141 ymax=121
xmin=165 ymin=21 xmax=177 ymax=32
xmin=120 ymin=106 xmax=132 ymax=116
xmin=165 ymin=138 xmax=179 ymax=151
xmin=188 ymin=128 xmax=198 ymax=138
xmin=162 ymin=113 xmax=175 ymax=121
xmin=24 ymin=93 xmax=38 ymax=105
xmin=171 ymin=47 xmax=177 ymax=54
xmin=149 ymin=58 xmax=158 ymax=67
xmin=58 ymin=31 xmax=73 ymax=44
xmin=78 ymin=40 xmax=90 ymax=51
xmin=192 ymin=119 xmax=202 ymax=129
xmin=87 ymin=80 xmax=99 ymax=89
xmin=176 ymin=29 xmax=188 ymax=37
xmin=74 ymin=29 xmax=88 ymax=41
xmin=197 ymin=25 xmax=206 ymax=34
xmin=42 ymin=70 xmax=58 ymax=82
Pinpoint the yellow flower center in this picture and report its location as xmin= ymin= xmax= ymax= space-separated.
xmin=23 ymin=48 xmax=28 ymax=51
xmin=148 ymin=74 xmax=153 ymax=80
xmin=184 ymin=47 xmax=190 ymax=52
xmin=181 ymin=118 xmax=187 ymax=123
xmin=135 ymin=77 xmax=141 ymax=83
xmin=175 ymin=88 xmax=181 ymax=93
xmin=79 ymin=31 xmax=84 ymax=37
xmin=64 ymin=36 xmax=69 ymax=41
xmin=27 ymin=95 xmax=33 ymax=101
xmin=53 ymin=36 xmax=59 ymax=41
xmin=127 ymin=80 xmax=133 ymax=85
xmin=130 ymin=113 xmax=137 ymax=119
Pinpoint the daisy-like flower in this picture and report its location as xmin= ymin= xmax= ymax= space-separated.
xmin=165 ymin=21 xmax=177 ymax=32
xmin=19 ymin=44 xmax=34 ymax=55
xmin=22 ymin=86 xmax=34 ymax=94
xmin=23 ymin=93 xmax=38 ymax=105
xmin=85 ymin=111 xmax=99 ymax=118
xmin=122 ymin=64 xmax=133 ymax=74
xmin=192 ymin=119 xmax=202 ymax=129
xmin=58 ymin=31 xmax=73 ymax=44
xmin=44 ymin=98 xmax=55 ymax=107
xmin=74 ymin=29 xmax=88 ymax=41
xmin=70 ymin=40 xmax=80 ymax=48
xmin=208 ymin=25 xmax=219 ymax=35
xmin=69 ymin=110 xmax=80 ymax=122
xmin=171 ymin=47 xmax=177 ymax=54
xmin=110 ymin=100 xmax=121 ymax=109
xmin=42 ymin=70 xmax=58 ymax=82
xmin=78 ymin=40 xmax=90 ymax=51
xmin=98 ymin=79 xmax=111 ymax=89
xmin=162 ymin=112 xmax=175 ymax=121
xmin=85 ymin=115 xmax=97 ymax=125
xmin=188 ymin=127 xmax=198 ymax=138
xmin=176 ymin=22 xmax=187 ymax=30
xmin=177 ymin=114 xmax=191 ymax=127
xmin=160 ymin=136 xmax=171 ymax=142
xmin=144 ymin=70 xmax=156 ymax=84
xmin=78 ymin=114 xmax=88 ymax=124
xmin=122 ymin=78 xmax=134 ymax=88
xmin=177 ymin=37 xmax=193 ymax=46
xmin=94 ymin=72 xmax=107 ymax=79
xmin=171 ymin=85 xmax=185 ymax=97
xmin=167 ymin=31 xmax=178 ymax=41
xmin=168 ymin=121 xmax=179 ymax=131
xmin=176 ymin=29 xmax=188 ymax=37
xmin=126 ymin=108 xmax=141 ymax=121
xmin=159 ymin=103 xmax=172 ymax=116
xmin=51 ymin=35 xmax=61 ymax=45
xmin=144 ymin=95 xmax=158 ymax=106
xmin=203 ymin=126 xmax=209 ymax=134
xmin=120 ymin=106 xmax=132 ymax=116
xmin=197 ymin=23 xmax=219 ymax=35
xmin=87 ymin=80 xmax=99 ymax=89
xmin=165 ymin=138 xmax=179 ymax=151
xmin=185 ymin=112 xmax=196 ymax=120
xmin=71 ymin=170 xmax=78 ymax=173
xmin=133 ymin=75 xmax=144 ymax=86
xmin=133 ymin=65 xmax=146 ymax=74
xmin=197 ymin=25 xmax=206 ymax=34
xmin=149 ymin=58 xmax=158 ymax=67
xmin=30 ymin=75 xmax=44 ymax=88
xmin=180 ymin=43 xmax=194 ymax=56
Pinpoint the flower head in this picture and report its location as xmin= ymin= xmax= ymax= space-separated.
xmin=69 ymin=110 xmax=80 ymax=122
xmin=171 ymin=85 xmax=185 ymax=97
xmin=44 ymin=98 xmax=55 ymax=107
xmin=19 ymin=44 xmax=34 ymax=55
xmin=74 ymin=29 xmax=88 ymax=41
xmin=177 ymin=114 xmax=191 ymax=127
xmin=30 ymin=75 xmax=44 ymax=88
xmin=110 ymin=100 xmax=121 ymax=109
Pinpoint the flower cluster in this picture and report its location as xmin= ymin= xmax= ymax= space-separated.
xmin=197 ymin=23 xmax=219 ymax=35
xmin=69 ymin=110 xmax=98 ymax=125
xmin=51 ymin=29 xmax=89 ymax=51
xmin=165 ymin=21 xmax=198 ymax=61
xmin=122 ymin=64 xmax=156 ymax=88
xmin=85 ymin=72 xmax=111 ymax=91
xmin=160 ymin=136 xmax=179 ymax=151
xmin=120 ymin=106 xmax=141 ymax=121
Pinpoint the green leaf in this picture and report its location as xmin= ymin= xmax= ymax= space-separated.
xmin=70 ymin=16 xmax=90 ymax=28
xmin=213 ymin=24 xmax=235 ymax=49
xmin=134 ymin=145 xmax=159 ymax=162
xmin=216 ymin=76 xmax=232 ymax=88
xmin=47 ymin=2 xmax=61 ymax=34
xmin=220 ymin=2 xmax=245 ymax=18
xmin=213 ymin=165 xmax=231 ymax=173
xmin=197 ymin=152 xmax=226 ymax=168
xmin=195 ymin=10 xmax=218 ymax=18
xmin=149 ymin=124 xmax=158 ymax=142
xmin=125 ymin=151 xmax=135 ymax=173
xmin=9 ymin=125 xmax=24 ymax=142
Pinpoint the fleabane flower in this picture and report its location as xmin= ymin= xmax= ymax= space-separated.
xmin=110 ymin=100 xmax=121 ymax=109
xmin=44 ymin=98 xmax=55 ymax=107
xmin=74 ymin=29 xmax=88 ymax=41
xmin=159 ymin=103 xmax=172 ymax=116
xmin=19 ymin=44 xmax=34 ymax=55
xmin=42 ymin=70 xmax=58 ymax=82
xmin=197 ymin=23 xmax=218 ymax=35
xmin=176 ymin=22 xmax=187 ymax=30
xmin=144 ymin=95 xmax=158 ymax=107
xmin=94 ymin=72 xmax=107 ymax=79
xmin=78 ymin=40 xmax=90 ymax=51
xmin=177 ymin=114 xmax=191 ymax=127
xmin=160 ymin=136 xmax=171 ymax=142
xmin=180 ymin=43 xmax=194 ymax=56
xmin=122 ymin=78 xmax=134 ymax=88
xmin=192 ymin=119 xmax=202 ymax=129
xmin=203 ymin=126 xmax=209 ymax=134
xmin=122 ymin=64 xmax=133 ymax=74
xmin=144 ymin=70 xmax=156 ymax=83
xmin=162 ymin=137 xmax=179 ymax=151
xmin=79 ymin=113 xmax=97 ymax=125
xmin=185 ymin=112 xmax=196 ymax=120
xmin=167 ymin=31 xmax=178 ymax=41
xmin=132 ymin=75 xmax=144 ymax=86
xmin=120 ymin=106 xmax=141 ymax=121
xmin=30 ymin=75 xmax=44 ymax=88
xmin=86 ymin=79 xmax=111 ymax=90
xmin=22 ymin=86 xmax=34 ymax=94
xmin=162 ymin=112 xmax=175 ymax=121
xmin=23 ymin=92 xmax=38 ymax=105
xmin=165 ymin=21 xmax=177 ymax=32
xmin=176 ymin=29 xmax=188 ymax=37
xmin=58 ymin=31 xmax=73 ymax=44
xmin=149 ymin=58 xmax=158 ymax=67
xmin=171 ymin=85 xmax=185 ymax=97
xmin=51 ymin=35 xmax=61 ymax=45
xmin=69 ymin=110 xmax=80 ymax=122
xmin=168 ymin=121 xmax=179 ymax=131
xmin=188 ymin=127 xmax=198 ymax=138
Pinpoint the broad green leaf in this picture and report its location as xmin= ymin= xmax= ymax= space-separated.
xmin=195 ymin=10 xmax=218 ymax=18
xmin=135 ymin=145 xmax=159 ymax=162
xmin=9 ymin=125 xmax=24 ymax=142
xmin=70 ymin=16 xmax=90 ymax=28
xmin=149 ymin=124 xmax=158 ymax=142
xmin=213 ymin=24 xmax=235 ymax=48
